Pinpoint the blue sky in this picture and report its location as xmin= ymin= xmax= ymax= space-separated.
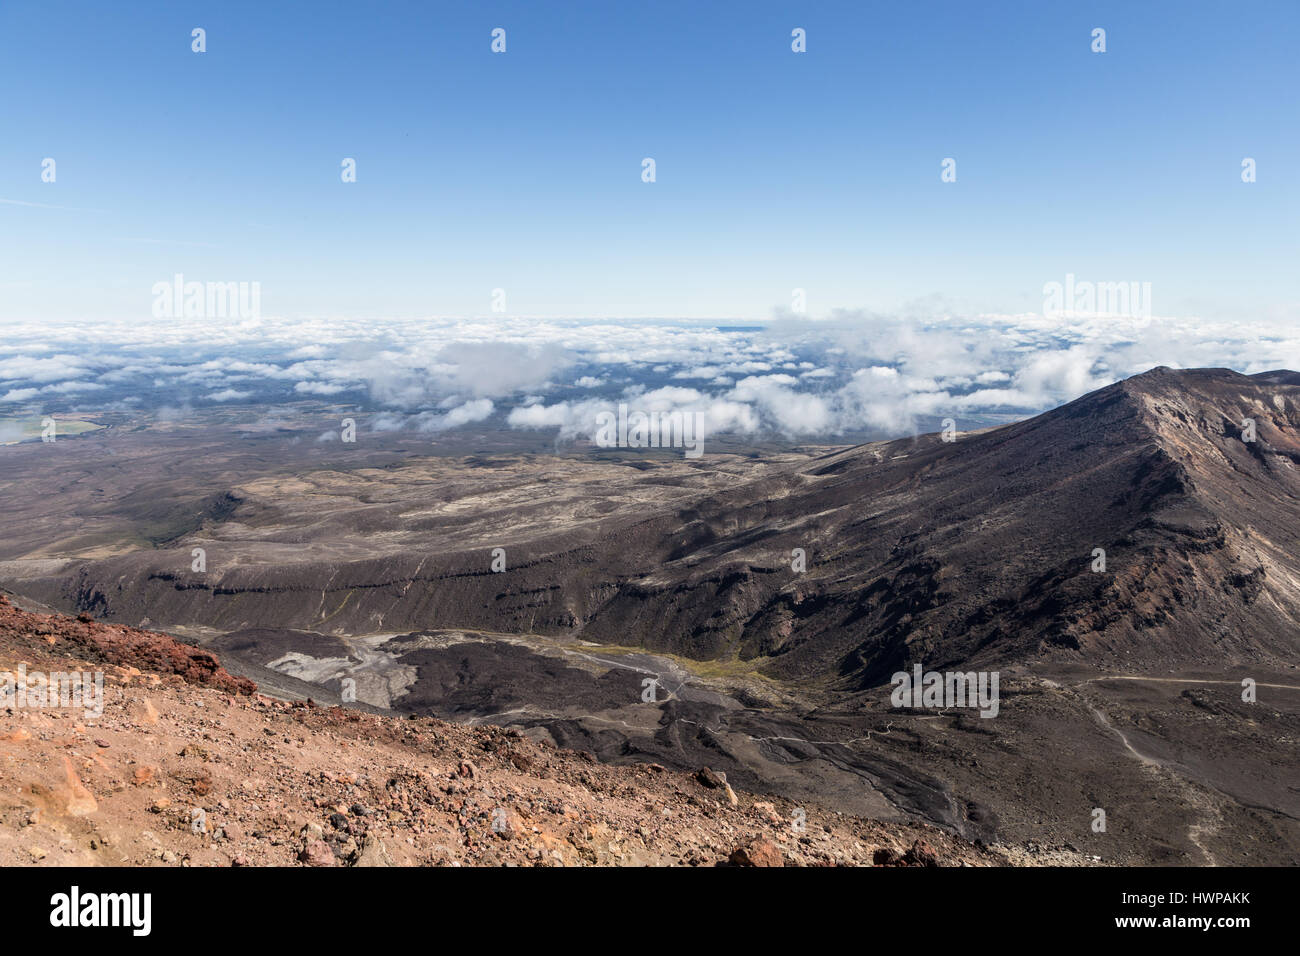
xmin=1 ymin=0 xmax=1295 ymax=324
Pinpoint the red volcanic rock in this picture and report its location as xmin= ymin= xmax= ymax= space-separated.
xmin=298 ymin=839 xmax=336 ymax=867
xmin=728 ymin=838 xmax=784 ymax=867
xmin=0 ymin=595 xmax=255 ymax=695
xmin=904 ymin=839 xmax=939 ymax=867
xmin=874 ymin=840 xmax=940 ymax=867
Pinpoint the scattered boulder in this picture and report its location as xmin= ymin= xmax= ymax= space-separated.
xmin=353 ymin=835 xmax=393 ymax=867
xmin=904 ymin=839 xmax=939 ymax=868
xmin=696 ymin=767 xmax=726 ymax=789
xmin=729 ymin=838 xmax=784 ymax=867
xmin=298 ymin=839 xmax=335 ymax=867
xmin=874 ymin=840 xmax=940 ymax=867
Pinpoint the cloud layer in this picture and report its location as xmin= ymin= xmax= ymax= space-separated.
xmin=2 ymin=308 xmax=1298 ymax=441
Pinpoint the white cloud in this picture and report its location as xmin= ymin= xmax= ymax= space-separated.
xmin=294 ymin=381 xmax=351 ymax=396
xmin=507 ymin=402 xmax=573 ymax=430
xmin=41 ymin=380 xmax=105 ymax=394
xmin=0 ymin=354 xmax=90 ymax=384
xmin=3 ymin=307 xmax=1297 ymax=441
xmin=431 ymin=398 xmax=494 ymax=430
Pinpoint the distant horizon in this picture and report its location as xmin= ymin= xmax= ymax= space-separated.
xmin=3 ymin=309 xmax=1298 ymax=448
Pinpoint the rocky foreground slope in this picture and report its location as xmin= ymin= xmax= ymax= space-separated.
xmin=0 ymin=595 xmax=1022 ymax=867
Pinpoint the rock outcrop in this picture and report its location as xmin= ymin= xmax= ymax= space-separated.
xmin=0 ymin=595 xmax=255 ymax=695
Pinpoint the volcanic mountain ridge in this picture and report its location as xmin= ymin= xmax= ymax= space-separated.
xmin=6 ymin=366 xmax=1299 ymax=688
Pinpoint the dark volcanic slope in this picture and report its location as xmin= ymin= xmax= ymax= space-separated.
xmin=7 ymin=367 xmax=1300 ymax=685
xmin=606 ymin=364 xmax=1300 ymax=685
